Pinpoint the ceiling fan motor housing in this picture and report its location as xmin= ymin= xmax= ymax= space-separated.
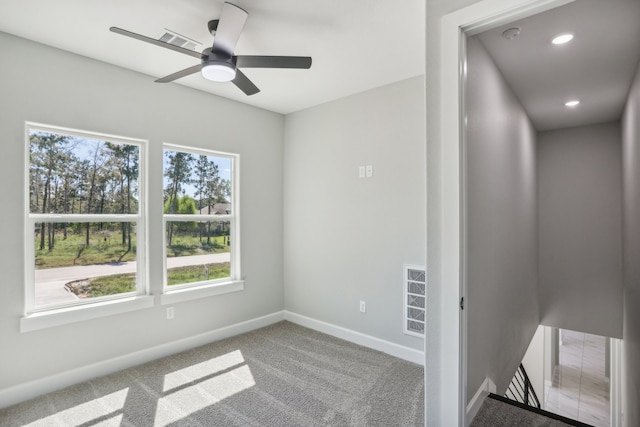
xmin=201 ymin=50 xmax=237 ymax=82
xmin=208 ymin=20 xmax=219 ymax=35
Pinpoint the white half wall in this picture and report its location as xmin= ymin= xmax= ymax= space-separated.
xmin=538 ymin=122 xmax=623 ymax=338
xmin=0 ymin=31 xmax=285 ymax=394
xmin=283 ymin=76 xmax=426 ymax=351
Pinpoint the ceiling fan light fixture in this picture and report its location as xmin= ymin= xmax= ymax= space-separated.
xmin=201 ymin=62 xmax=236 ymax=82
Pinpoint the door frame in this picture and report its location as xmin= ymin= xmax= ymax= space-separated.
xmin=438 ymin=0 xmax=574 ymax=425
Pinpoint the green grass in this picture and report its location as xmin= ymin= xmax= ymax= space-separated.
xmin=167 ymin=263 xmax=230 ymax=286
xmin=65 ymin=263 xmax=231 ymax=298
xmin=166 ymin=234 xmax=229 ymax=257
xmin=66 ymin=273 xmax=135 ymax=298
xmin=35 ymin=228 xmax=229 ymax=269
xmin=35 ymin=228 xmax=137 ymax=269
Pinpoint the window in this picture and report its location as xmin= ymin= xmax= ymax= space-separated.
xmin=26 ymin=123 xmax=146 ymax=314
xmin=162 ymin=144 xmax=239 ymax=296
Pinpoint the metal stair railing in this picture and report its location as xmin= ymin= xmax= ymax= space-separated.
xmin=504 ymin=363 xmax=541 ymax=409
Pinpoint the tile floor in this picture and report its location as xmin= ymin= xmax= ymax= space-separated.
xmin=544 ymin=329 xmax=610 ymax=427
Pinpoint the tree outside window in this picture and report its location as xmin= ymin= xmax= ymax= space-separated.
xmin=27 ymin=124 xmax=145 ymax=311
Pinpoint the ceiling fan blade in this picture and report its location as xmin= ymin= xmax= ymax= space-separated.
xmin=155 ymin=64 xmax=203 ymax=83
xmin=110 ymin=27 xmax=202 ymax=59
xmin=235 ymin=56 xmax=312 ymax=69
xmin=211 ymin=2 xmax=248 ymax=55
xmin=232 ymin=69 xmax=260 ymax=96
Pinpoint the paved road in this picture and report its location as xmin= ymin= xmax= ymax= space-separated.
xmin=34 ymin=253 xmax=230 ymax=306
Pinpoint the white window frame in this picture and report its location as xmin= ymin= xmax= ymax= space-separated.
xmin=22 ymin=122 xmax=150 ymax=331
xmin=161 ymin=143 xmax=242 ymax=305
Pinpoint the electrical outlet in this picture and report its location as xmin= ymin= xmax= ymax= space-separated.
xmin=359 ymin=300 xmax=366 ymax=313
xmin=166 ymin=306 xmax=175 ymax=320
xmin=365 ymin=165 xmax=373 ymax=177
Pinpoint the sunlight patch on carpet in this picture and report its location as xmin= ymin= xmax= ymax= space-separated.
xmin=25 ymin=388 xmax=128 ymax=427
xmin=162 ymin=349 xmax=246 ymax=392
xmin=155 ymin=352 xmax=256 ymax=426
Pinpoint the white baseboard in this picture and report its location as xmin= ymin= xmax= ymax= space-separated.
xmin=1 ymin=310 xmax=424 ymax=409
xmin=466 ymin=376 xmax=496 ymax=426
xmin=283 ymin=311 xmax=425 ymax=365
xmin=0 ymin=311 xmax=285 ymax=409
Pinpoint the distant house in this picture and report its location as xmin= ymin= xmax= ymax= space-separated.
xmin=196 ymin=203 xmax=231 ymax=236
xmin=197 ymin=203 xmax=231 ymax=216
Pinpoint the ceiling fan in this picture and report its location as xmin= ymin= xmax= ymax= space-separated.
xmin=110 ymin=2 xmax=312 ymax=96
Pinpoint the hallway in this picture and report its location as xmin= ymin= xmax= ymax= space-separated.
xmin=545 ymin=329 xmax=610 ymax=427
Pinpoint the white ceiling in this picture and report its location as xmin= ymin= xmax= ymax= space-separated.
xmin=0 ymin=0 xmax=425 ymax=115
xmin=476 ymin=0 xmax=640 ymax=132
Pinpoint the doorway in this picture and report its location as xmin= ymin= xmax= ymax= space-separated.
xmin=438 ymin=0 xmax=637 ymax=425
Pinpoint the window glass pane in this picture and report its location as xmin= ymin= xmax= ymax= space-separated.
xmin=166 ymin=220 xmax=230 ymax=286
xmin=34 ymin=222 xmax=137 ymax=307
xmin=29 ymin=130 xmax=139 ymax=214
xmin=163 ymin=150 xmax=232 ymax=215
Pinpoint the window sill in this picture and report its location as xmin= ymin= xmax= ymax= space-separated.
xmin=20 ymin=295 xmax=154 ymax=333
xmin=160 ymin=280 xmax=244 ymax=305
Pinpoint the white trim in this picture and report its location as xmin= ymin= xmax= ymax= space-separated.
xmin=160 ymin=279 xmax=244 ymax=305
xmin=4 ymin=311 xmax=285 ymax=409
xmin=20 ymin=295 xmax=155 ymax=332
xmin=25 ymin=122 xmax=148 ymax=314
xmin=610 ymin=337 xmax=623 ymax=427
xmin=440 ymin=1 xmax=574 ymax=425
xmin=161 ymin=144 xmax=240 ymax=291
xmin=162 ymin=142 xmax=239 ymax=160
xmin=24 ymin=121 xmax=34 ymax=311
xmin=466 ymin=376 xmax=496 ymax=426
xmin=440 ymin=10 xmax=464 ymax=426
xmin=7 ymin=311 xmax=424 ymax=409
xmin=284 ymin=311 xmax=425 ymax=365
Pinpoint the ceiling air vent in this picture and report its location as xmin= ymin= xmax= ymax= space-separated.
xmin=158 ymin=29 xmax=202 ymax=52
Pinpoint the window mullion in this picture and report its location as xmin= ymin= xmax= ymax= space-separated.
xmin=25 ymin=217 xmax=36 ymax=314
xmin=29 ymin=214 xmax=140 ymax=222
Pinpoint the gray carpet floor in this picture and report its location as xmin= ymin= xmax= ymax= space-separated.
xmin=0 ymin=321 xmax=424 ymax=426
xmin=471 ymin=396 xmax=579 ymax=427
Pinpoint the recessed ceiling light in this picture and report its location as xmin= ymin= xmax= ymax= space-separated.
xmin=565 ymin=100 xmax=580 ymax=107
xmin=552 ymin=33 xmax=574 ymax=45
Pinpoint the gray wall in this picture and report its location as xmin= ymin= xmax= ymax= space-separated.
xmin=538 ymin=122 xmax=623 ymax=338
xmin=0 ymin=32 xmax=285 ymax=391
xmin=465 ymin=37 xmax=540 ymax=401
xmin=622 ymin=60 xmax=640 ymax=427
xmin=283 ymin=77 xmax=426 ymax=350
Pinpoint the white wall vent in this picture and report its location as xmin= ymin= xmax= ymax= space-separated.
xmin=158 ymin=29 xmax=202 ymax=52
xmin=403 ymin=264 xmax=426 ymax=337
